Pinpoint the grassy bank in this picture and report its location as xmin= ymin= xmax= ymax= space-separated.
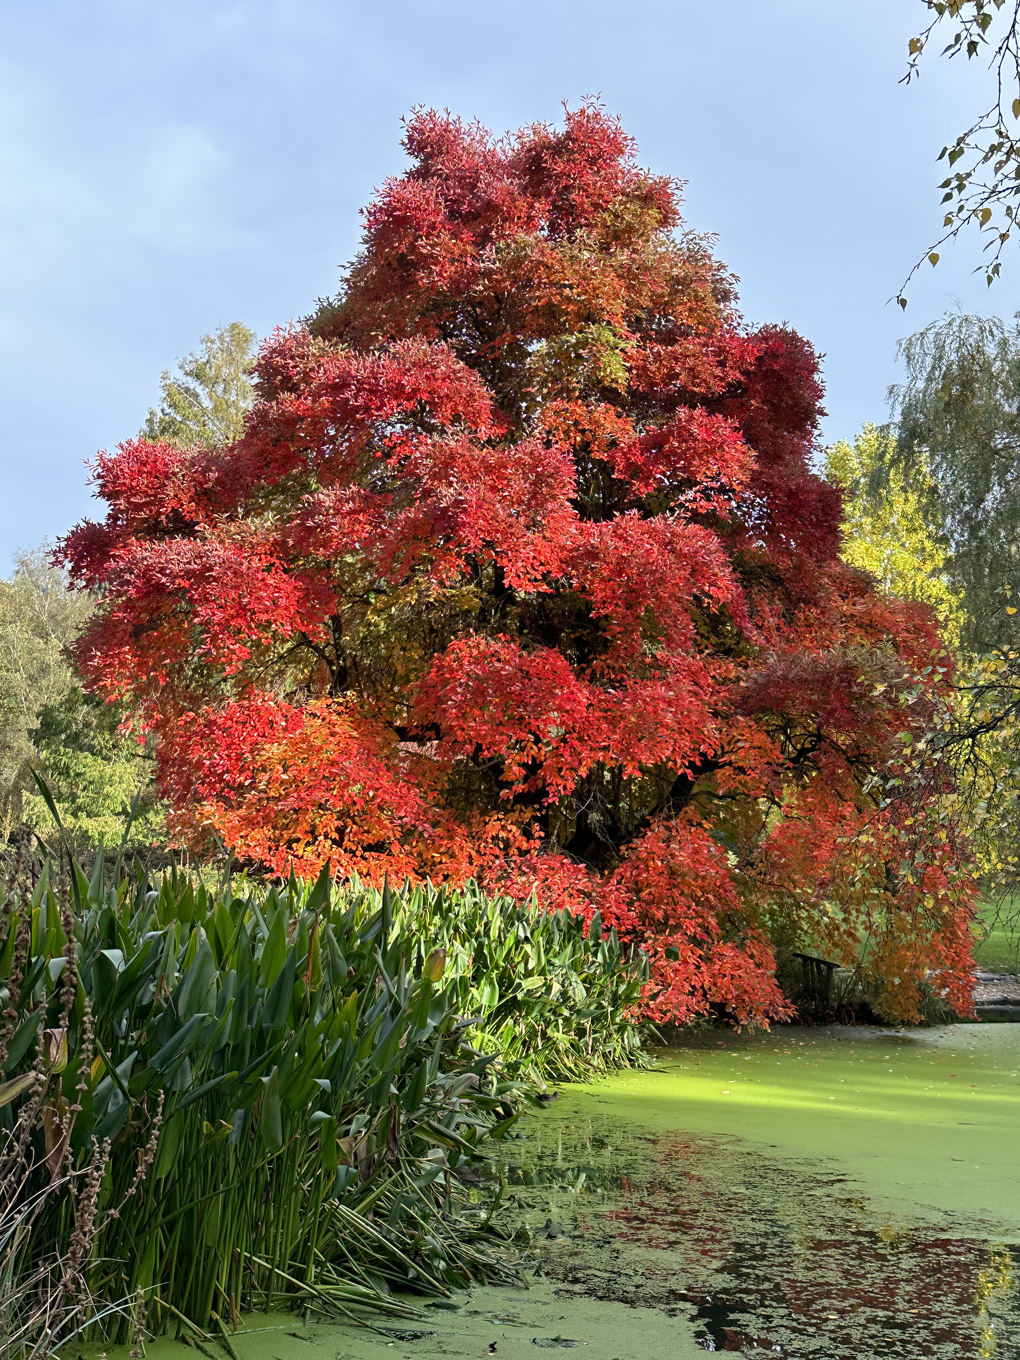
xmin=973 ymin=896 xmax=1020 ymax=973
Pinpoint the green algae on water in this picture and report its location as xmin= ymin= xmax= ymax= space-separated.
xmin=75 ymin=1283 xmax=707 ymax=1360
xmin=492 ymin=1024 xmax=1020 ymax=1358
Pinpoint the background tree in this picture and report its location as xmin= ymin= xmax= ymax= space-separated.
xmin=61 ymin=106 xmax=976 ymax=1025
xmin=0 ymin=547 xmax=160 ymax=847
xmin=825 ymin=423 xmax=964 ymax=640
xmin=0 ymin=548 xmax=90 ymax=836
xmin=891 ymin=310 xmax=1020 ymax=651
xmin=852 ymin=311 xmax=1020 ymax=917
xmin=24 ymin=685 xmax=163 ymax=848
xmin=143 ymin=322 xmax=256 ymax=446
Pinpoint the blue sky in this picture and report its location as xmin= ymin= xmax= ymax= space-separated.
xmin=2 ymin=0 xmax=1015 ymax=566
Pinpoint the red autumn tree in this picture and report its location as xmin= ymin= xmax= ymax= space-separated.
xmin=60 ymin=105 xmax=976 ymax=1026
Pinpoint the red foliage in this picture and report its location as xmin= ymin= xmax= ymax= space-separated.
xmin=60 ymin=104 xmax=976 ymax=1027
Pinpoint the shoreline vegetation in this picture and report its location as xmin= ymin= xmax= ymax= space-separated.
xmin=3 ymin=841 xmax=1015 ymax=1358
xmin=0 ymin=850 xmax=646 ymax=1358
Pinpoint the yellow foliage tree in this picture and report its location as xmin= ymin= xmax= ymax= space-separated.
xmin=825 ymin=423 xmax=964 ymax=642
xmin=828 ymin=425 xmax=1020 ymax=947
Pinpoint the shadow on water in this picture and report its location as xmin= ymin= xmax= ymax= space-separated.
xmin=493 ymin=1115 xmax=1019 ymax=1358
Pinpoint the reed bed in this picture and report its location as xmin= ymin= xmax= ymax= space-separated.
xmin=0 ymin=854 xmax=645 ymax=1355
xmin=401 ymin=881 xmax=647 ymax=1080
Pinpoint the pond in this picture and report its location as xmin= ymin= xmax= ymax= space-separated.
xmin=107 ymin=1023 xmax=1020 ymax=1360
xmin=489 ymin=1023 xmax=1020 ymax=1357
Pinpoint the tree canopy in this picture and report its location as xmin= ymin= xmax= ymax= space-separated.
xmin=143 ymin=322 xmax=257 ymax=447
xmin=25 ymin=684 xmax=163 ymax=848
xmin=825 ymin=423 xmax=964 ymax=641
xmin=60 ymin=106 xmax=975 ymax=1025
xmin=0 ymin=546 xmax=159 ymax=847
xmin=891 ymin=310 xmax=1020 ymax=651
xmin=857 ymin=314 xmax=1020 ymax=902
xmin=0 ymin=548 xmax=91 ymax=836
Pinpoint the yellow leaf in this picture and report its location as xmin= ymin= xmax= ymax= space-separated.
xmin=1007 ymin=606 xmax=1016 ymax=614
xmin=0 ymin=1072 xmax=39 ymax=1110
xmin=980 ymin=207 xmax=993 ymax=226
xmin=422 ymin=948 xmax=447 ymax=982
xmin=928 ymin=252 xmax=940 ymax=266
xmin=1012 ymin=97 xmax=1020 ymax=119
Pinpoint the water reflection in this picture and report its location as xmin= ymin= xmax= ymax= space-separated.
xmin=976 ymin=1249 xmax=1016 ymax=1358
xmin=492 ymin=1114 xmax=1020 ymax=1358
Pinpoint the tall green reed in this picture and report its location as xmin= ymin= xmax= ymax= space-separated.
xmin=0 ymin=856 xmax=646 ymax=1351
xmin=397 ymin=882 xmax=647 ymax=1080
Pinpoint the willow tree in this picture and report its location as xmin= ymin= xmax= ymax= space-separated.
xmin=901 ymin=1 xmax=1020 ymax=296
xmin=892 ymin=311 xmax=1020 ymax=651
xmin=885 ymin=310 xmax=1020 ymax=903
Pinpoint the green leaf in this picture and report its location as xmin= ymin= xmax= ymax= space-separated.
xmin=175 ymin=930 xmax=216 ymax=1020
xmin=0 ymin=921 xmax=17 ymax=982
xmin=488 ymin=1109 xmax=522 ymax=1140
xmin=150 ymin=1012 xmax=208 ymax=1076
xmin=409 ymin=981 xmax=434 ymax=1030
xmin=175 ymin=883 xmax=197 ymax=924
xmin=305 ymin=921 xmax=323 ymax=992
xmin=93 ymin=1044 xmax=137 ymax=1106
xmin=110 ymin=935 xmax=161 ymax=1008
xmin=306 ymin=861 xmax=332 ymax=915
xmin=175 ymin=1070 xmax=238 ymax=1112
xmin=93 ymin=1093 xmax=132 ymax=1144
xmin=259 ymin=1065 xmax=284 ymax=1153
xmin=29 ymin=768 xmax=65 ymax=833
xmin=319 ymin=1114 xmax=338 ymax=1172
xmin=260 ymin=909 xmax=288 ymax=987
xmin=261 ymin=948 xmax=296 ymax=1033
xmin=401 ymin=1061 xmax=428 ymax=1113
xmin=374 ymin=1015 xmax=406 ymax=1074
xmin=3 ymin=1008 xmax=43 ymax=1072
xmin=88 ymin=846 xmax=106 ymax=907
xmin=228 ymin=973 xmax=251 ymax=1045
xmin=381 ymin=875 xmax=392 ymax=949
